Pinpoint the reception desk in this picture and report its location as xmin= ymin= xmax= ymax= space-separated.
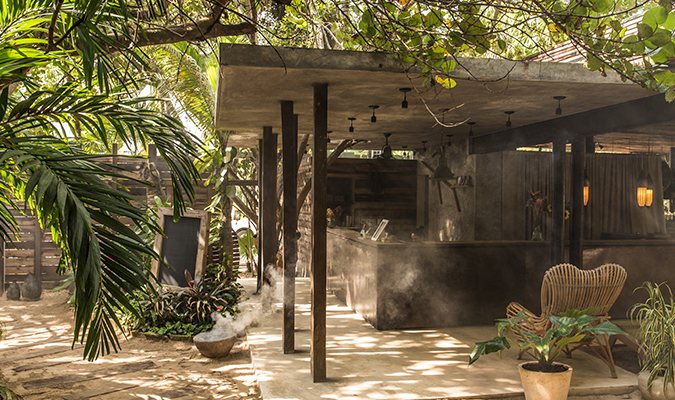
xmin=326 ymin=228 xmax=675 ymax=330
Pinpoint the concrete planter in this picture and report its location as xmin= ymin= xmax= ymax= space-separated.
xmin=638 ymin=371 xmax=675 ymax=400
xmin=193 ymin=335 xmax=236 ymax=358
xmin=518 ymin=362 xmax=573 ymax=400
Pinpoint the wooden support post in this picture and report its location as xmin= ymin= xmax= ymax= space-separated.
xmin=148 ymin=144 xmax=157 ymax=165
xmin=570 ymin=138 xmax=585 ymax=268
xmin=0 ymin=241 xmax=5 ymax=294
xmin=551 ymin=140 xmax=566 ymax=265
xmin=261 ymin=128 xmax=278 ymax=282
xmin=257 ymin=139 xmax=263 ymax=293
xmin=311 ymin=83 xmax=328 ymax=382
xmin=34 ymin=217 xmax=42 ymax=282
xmin=281 ymin=101 xmax=297 ymax=354
xmin=586 ymin=136 xmax=595 ymax=154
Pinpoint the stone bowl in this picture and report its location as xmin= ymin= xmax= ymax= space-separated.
xmin=193 ymin=334 xmax=236 ymax=358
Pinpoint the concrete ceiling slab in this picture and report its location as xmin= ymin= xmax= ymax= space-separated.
xmin=215 ymin=44 xmax=654 ymax=151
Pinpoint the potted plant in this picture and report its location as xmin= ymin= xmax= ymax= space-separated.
xmin=631 ymin=282 xmax=675 ymax=400
xmin=469 ymin=308 xmax=626 ymax=400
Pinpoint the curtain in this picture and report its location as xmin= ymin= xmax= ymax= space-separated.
xmin=502 ymin=151 xmax=665 ymax=240
xmin=583 ymin=154 xmax=665 ymax=239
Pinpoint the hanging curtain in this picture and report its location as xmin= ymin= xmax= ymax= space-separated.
xmin=502 ymin=151 xmax=553 ymax=240
xmin=502 ymin=151 xmax=665 ymax=240
xmin=584 ymin=154 xmax=665 ymax=239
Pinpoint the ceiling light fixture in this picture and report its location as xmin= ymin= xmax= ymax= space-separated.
xmin=421 ymin=140 xmax=427 ymax=152
xmin=348 ymin=117 xmax=356 ymax=132
xmin=327 ymin=130 xmax=332 ymax=143
xmin=583 ymin=170 xmax=590 ymax=206
xmin=400 ymin=88 xmax=412 ymax=108
xmin=554 ymin=96 xmax=566 ymax=115
xmin=380 ymin=133 xmax=393 ymax=159
xmin=467 ymin=121 xmax=476 ymax=136
xmin=505 ymin=111 xmax=514 ymax=127
xmin=369 ymin=105 xmax=379 ymax=123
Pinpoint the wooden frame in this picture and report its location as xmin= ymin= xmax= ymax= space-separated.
xmin=151 ymin=208 xmax=209 ymax=287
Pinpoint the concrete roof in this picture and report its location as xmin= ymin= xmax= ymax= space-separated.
xmin=215 ymin=44 xmax=653 ymax=150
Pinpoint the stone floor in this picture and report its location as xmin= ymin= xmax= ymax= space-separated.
xmin=240 ymin=277 xmax=640 ymax=400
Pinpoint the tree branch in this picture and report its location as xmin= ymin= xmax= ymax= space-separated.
xmin=114 ymin=20 xmax=255 ymax=49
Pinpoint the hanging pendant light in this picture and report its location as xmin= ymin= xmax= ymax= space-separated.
xmin=637 ymin=169 xmax=648 ymax=208
xmin=554 ymin=96 xmax=566 ymax=115
xmin=583 ymin=170 xmax=590 ymax=206
xmin=369 ymin=105 xmax=379 ymax=123
xmin=467 ymin=121 xmax=475 ymax=136
xmin=505 ymin=111 xmax=514 ymax=127
xmin=646 ymin=173 xmax=655 ymax=208
xmin=399 ymin=88 xmax=411 ymax=108
xmin=348 ymin=117 xmax=356 ymax=132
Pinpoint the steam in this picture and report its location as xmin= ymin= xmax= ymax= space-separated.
xmin=196 ymin=264 xmax=281 ymax=341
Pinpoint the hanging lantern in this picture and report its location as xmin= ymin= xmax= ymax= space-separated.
xmin=583 ymin=171 xmax=590 ymax=206
xmin=646 ymin=173 xmax=655 ymax=208
xmin=637 ymin=170 xmax=648 ymax=208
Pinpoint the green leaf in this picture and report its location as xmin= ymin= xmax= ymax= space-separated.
xmin=585 ymin=54 xmax=603 ymax=71
xmin=638 ymin=23 xmax=655 ymax=39
xmin=666 ymin=87 xmax=675 ymax=102
xmin=643 ymin=7 xmax=668 ymax=29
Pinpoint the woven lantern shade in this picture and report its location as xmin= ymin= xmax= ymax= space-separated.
xmin=646 ymin=173 xmax=655 ymax=208
xmin=637 ymin=170 xmax=648 ymax=208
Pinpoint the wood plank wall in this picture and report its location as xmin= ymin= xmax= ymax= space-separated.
xmin=3 ymin=154 xmax=216 ymax=291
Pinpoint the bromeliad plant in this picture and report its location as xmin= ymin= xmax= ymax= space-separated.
xmin=469 ymin=308 xmax=626 ymax=372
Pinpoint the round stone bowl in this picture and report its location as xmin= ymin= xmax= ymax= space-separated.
xmin=193 ymin=334 xmax=236 ymax=358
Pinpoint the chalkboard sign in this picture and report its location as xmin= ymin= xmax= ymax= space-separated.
xmin=151 ymin=208 xmax=209 ymax=287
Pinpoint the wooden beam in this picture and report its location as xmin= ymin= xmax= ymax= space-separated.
xmin=34 ymin=217 xmax=41 ymax=282
xmin=551 ymin=140 xmax=566 ymax=265
xmin=311 ymin=83 xmax=328 ymax=382
xmin=229 ymin=179 xmax=258 ymax=186
xmin=470 ymin=94 xmax=672 ymax=154
xmin=570 ymin=138 xmax=585 ymax=268
xmin=261 ymin=129 xmax=277 ymax=284
xmin=281 ymin=101 xmax=297 ymax=354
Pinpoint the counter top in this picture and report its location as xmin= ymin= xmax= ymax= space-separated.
xmin=326 ymin=227 xmax=675 ymax=248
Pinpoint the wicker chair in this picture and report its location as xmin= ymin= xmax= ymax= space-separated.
xmin=506 ymin=263 xmax=627 ymax=378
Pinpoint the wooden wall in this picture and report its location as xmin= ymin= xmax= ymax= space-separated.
xmin=2 ymin=150 xmax=215 ymax=292
xmin=296 ymin=156 xmax=417 ymax=277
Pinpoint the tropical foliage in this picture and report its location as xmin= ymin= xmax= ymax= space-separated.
xmin=631 ymin=282 xmax=675 ymax=392
xmin=469 ymin=308 xmax=625 ymax=371
xmin=124 ymin=264 xmax=242 ymax=337
xmin=0 ymin=0 xmax=201 ymax=361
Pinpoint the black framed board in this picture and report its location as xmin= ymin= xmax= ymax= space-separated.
xmin=151 ymin=208 xmax=209 ymax=287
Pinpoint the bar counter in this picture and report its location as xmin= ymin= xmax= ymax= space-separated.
xmin=326 ymin=227 xmax=675 ymax=330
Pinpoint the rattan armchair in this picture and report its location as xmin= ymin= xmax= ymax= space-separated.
xmin=506 ymin=263 xmax=627 ymax=378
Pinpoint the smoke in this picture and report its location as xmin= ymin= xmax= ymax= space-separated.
xmin=196 ymin=264 xmax=281 ymax=340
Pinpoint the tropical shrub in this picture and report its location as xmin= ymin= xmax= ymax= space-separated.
xmin=124 ymin=264 xmax=242 ymax=336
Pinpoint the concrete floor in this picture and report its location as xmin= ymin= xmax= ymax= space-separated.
xmin=239 ymin=278 xmax=639 ymax=400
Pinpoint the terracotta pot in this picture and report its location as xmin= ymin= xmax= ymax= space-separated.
xmin=518 ymin=362 xmax=573 ymax=400
xmin=638 ymin=371 xmax=675 ymax=400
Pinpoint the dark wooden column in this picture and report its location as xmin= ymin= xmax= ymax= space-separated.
xmin=570 ymin=138 xmax=585 ymax=268
xmin=585 ymin=136 xmax=595 ymax=153
xmin=261 ymin=127 xmax=278 ymax=281
xmin=551 ymin=140 xmax=566 ymax=265
xmin=311 ymin=83 xmax=328 ymax=382
xmin=281 ymin=101 xmax=297 ymax=354
xmin=257 ymin=139 xmax=263 ymax=292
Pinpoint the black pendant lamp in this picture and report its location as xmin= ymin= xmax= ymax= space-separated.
xmin=505 ymin=111 xmax=514 ymax=127
xmin=369 ymin=105 xmax=379 ymax=123
xmin=554 ymin=96 xmax=566 ymax=115
xmin=400 ymin=88 xmax=411 ymax=108
xmin=348 ymin=117 xmax=356 ymax=132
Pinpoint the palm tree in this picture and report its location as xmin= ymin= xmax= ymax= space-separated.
xmin=0 ymin=0 xmax=202 ymax=360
